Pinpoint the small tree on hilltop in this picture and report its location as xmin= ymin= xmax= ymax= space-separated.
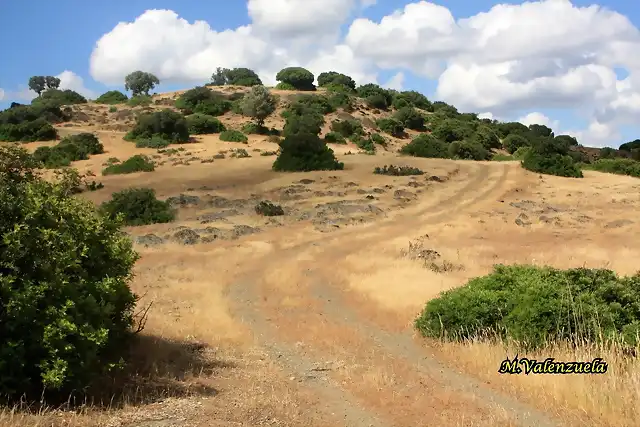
xmin=28 ymin=76 xmax=61 ymax=96
xmin=241 ymin=85 xmax=277 ymax=126
xmin=276 ymin=67 xmax=315 ymax=91
xmin=125 ymin=71 xmax=160 ymax=97
xmin=317 ymin=71 xmax=356 ymax=90
xmin=211 ymin=67 xmax=262 ymax=86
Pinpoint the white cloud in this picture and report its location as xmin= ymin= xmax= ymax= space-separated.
xmin=85 ymin=1 xmax=640 ymax=147
xmin=56 ymin=70 xmax=96 ymax=99
xmin=517 ymin=112 xmax=559 ymax=130
xmin=383 ymin=72 xmax=404 ymax=91
xmin=0 ymin=88 xmax=4 ymax=101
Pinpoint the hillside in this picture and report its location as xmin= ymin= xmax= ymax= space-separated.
xmin=2 ymin=81 xmax=640 ymax=427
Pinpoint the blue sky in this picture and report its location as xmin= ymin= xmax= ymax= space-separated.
xmin=1 ymin=0 xmax=639 ymax=147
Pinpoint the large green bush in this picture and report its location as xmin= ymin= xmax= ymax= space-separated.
xmin=100 ymin=187 xmax=175 ymax=226
xmin=289 ymin=94 xmax=334 ymax=115
xmin=522 ymin=138 xmax=583 ymax=178
xmin=317 ymin=71 xmax=356 ymax=90
xmin=432 ymin=119 xmax=472 ymax=143
xmin=0 ymin=145 xmax=138 ymax=400
xmin=275 ymin=67 xmax=315 ymax=91
xmin=473 ymin=125 xmax=501 ymax=150
xmin=219 ymin=129 xmax=248 ymax=143
xmin=392 ymin=90 xmax=433 ymax=111
xmin=448 ymin=140 xmax=491 ymax=160
xmin=211 ymin=67 xmax=262 ymax=86
xmin=0 ymin=104 xmax=67 ymax=142
xmin=330 ymin=118 xmax=363 ymax=137
xmin=376 ymin=117 xmax=404 ymax=137
xmin=175 ymin=86 xmax=231 ymax=116
xmin=102 ymin=155 xmax=155 ymax=175
xmin=394 ymin=107 xmax=425 ymax=131
xmin=273 ymin=132 xmax=344 ymax=171
xmin=503 ymin=134 xmax=530 ymax=154
xmin=96 ymin=90 xmax=128 ymax=104
xmin=585 ymin=158 xmax=640 ymax=178
xmin=33 ymin=133 xmax=104 ymax=169
xmin=124 ymin=109 xmax=190 ymax=143
xmin=400 ymin=134 xmax=449 ymax=158
xmin=32 ymin=89 xmax=87 ymax=107
xmin=186 ymin=114 xmax=226 ymax=134
xmin=356 ymin=84 xmax=392 ymax=110
xmin=415 ymin=264 xmax=640 ymax=350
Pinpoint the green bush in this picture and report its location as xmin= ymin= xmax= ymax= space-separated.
xmin=370 ymin=133 xmax=386 ymax=146
xmin=522 ymin=139 xmax=583 ymax=178
xmin=585 ymin=158 xmax=640 ymax=178
xmin=186 ymin=114 xmax=226 ymax=134
xmin=109 ymin=106 xmax=118 ymax=113
xmin=255 ymin=200 xmax=284 ymax=216
xmin=124 ymin=71 xmax=160 ymax=97
xmin=365 ymin=93 xmax=389 ymax=110
xmin=415 ymin=264 xmax=640 ymax=350
xmin=503 ymin=134 xmax=530 ymax=154
xmin=324 ymin=131 xmax=346 ymax=144
xmin=392 ymin=90 xmax=433 ymax=111
xmin=134 ymin=136 xmax=171 ymax=149
xmin=96 ymin=90 xmax=128 ymax=104
xmin=126 ymin=95 xmax=152 ymax=107
xmin=124 ymin=109 xmax=190 ymax=143
xmin=240 ymin=85 xmax=278 ymax=125
xmin=219 ymin=129 xmax=248 ymax=143
xmin=290 ymin=94 xmax=334 ymax=115
xmin=400 ymin=134 xmax=449 ymax=158
xmin=448 ymin=140 xmax=491 ymax=160
xmin=211 ymin=67 xmax=262 ymax=86
xmin=0 ymin=104 xmax=67 ymax=142
xmin=356 ymin=84 xmax=392 ymax=109
xmin=275 ymin=67 xmax=315 ymax=91
xmin=431 ymin=101 xmax=459 ymax=116
xmin=317 ymin=72 xmax=356 ymax=90
xmin=33 ymin=133 xmax=104 ymax=168
xmin=327 ymin=91 xmax=354 ymax=111
xmin=374 ymin=164 xmax=424 ymax=176
xmin=432 ymin=119 xmax=471 ymax=143
xmin=376 ymin=118 xmax=404 ymax=137
xmin=282 ymin=105 xmax=325 ymax=138
xmin=175 ymin=86 xmax=231 ymax=116
xmin=353 ymin=135 xmax=376 ymax=154
xmin=32 ymin=89 xmax=86 ymax=107
xmin=512 ymin=146 xmax=531 ymax=160
xmin=275 ymin=82 xmax=297 ymax=91
xmin=100 ymin=187 xmax=175 ymax=226
xmin=619 ymin=139 xmax=640 ymax=152
xmin=598 ymin=147 xmax=618 ymax=159
xmin=102 ymin=155 xmax=155 ymax=175
xmin=394 ymin=106 xmax=425 ymax=130
xmin=330 ymin=118 xmax=363 ymax=137
xmin=0 ymin=145 xmax=138 ymax=399
xmin=473 ymin=125 xmax=501 ymax=150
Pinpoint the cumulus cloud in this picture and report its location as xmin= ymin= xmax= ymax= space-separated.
xmin=517 ymin=112 xmax=559 ymax=130
xmin=383 ymin=72 xmax=404 ymax=91
xmin=57 ymin=71 xmax=96 ymax=99
xmin=86 ymin=0 xmax=640 ymax=147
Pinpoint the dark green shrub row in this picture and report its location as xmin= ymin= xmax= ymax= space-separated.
xmin=220 ymin=129 xmax=248 ymax=143
xmin=187 ymin=114 xmax=226 ymax=134
xmin=100 ymin=187 xmax=175 ymax=226
xmin=255 ymin=201 xmax=284 ymax=216
xmin=96 ymin=90 xmax=128 ymax=104
xmin=124 ymin=109 xmax=190 ymax=143
xmin=585 ymin=158 xmax=640 ymax=178
xmin=373 ymin=165 xmax=424 ymax=176
xmin=33 ymin=133 xmax=104 ymax=168
xmin=102 ymin=155 xmax=155 ymax=175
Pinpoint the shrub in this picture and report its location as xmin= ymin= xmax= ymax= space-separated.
xmin=102 ymin=155 xmax=155 ymax=175
xmin=503 ymin=134 xmax=530 ymax=154
xmin=0 ymin=104 xmax=68 ymax=142
xmin=33 ymin=133 xmax=104 ymax=168
xmin=219 ymin=129 xmax=248 ymax=143
xmin=317 ymin=72 xmax=356 ymax=90
xmin=392 ymin=90 xmax=433 ymax=111
xmin=324 ymin=131 xmax=346 ymax=144
xmin=275 ymin=82 xmax=297 ymax=91
xmin=175 ymin=86 xmax=231 ymax=116
xmin=275 ymin=67 xmax=315 ymax=91
xmin=473 ymin=125 xmax=501 ymax=150
xmin=400 ymin=134 xmax=449 ymax=158
xmin=230 ymin=148 xmax=250 ymax=158
xmin=365 ymin=93 xmax=389 ymax=110
xmin=124 ymin=71 xmax=160 ymax=96
xmin=431 ymin=101 xmax=459 ymax=116
xmin=124 ymin=109 xmax=190 ymax=143
xmin=134 ymin=136 xmax=171 ymax=149
xmin=598 ymin=147 xmax=618 ymax=160
xmin=370 ymin=133 xmax=386 ymax=146
xmin=432 ymin=119 xmax=471 ymax=143
xmin=512 ymin=146 xmax=531 ymax=160
xmin=127 ymin=95 xmax=152 ymax=107
xmin=109 ymin=106 xmax=117 ymax=113
xmin=353 ymin=135 xmax=376 ymax=154
xmin=327 ymin=91 xmax=354 ymax=111
xmin=394 ymin=106 xmax=425 ymax=131
xmin=282 ymin=105 xmax=325 ymax=138
xmin=376 ymin=118 xmax=404 ymax=137
xmin=273 ymin=128 xmax=343 ymax=172
xmin=330 ymin=118 xmax=363 ymax=137
xmin=374 ymin=165 xmax=424 ymax=176
xmin=586 ymin=158 xmax=640 ymax=178
xmin=356 ymin=84 xmax=392 ymax=109
xmin=100 ymin=187 xmax=175 ymax=226
xmin=186 ymin=114 xmax=226 ymax=134
xmin=240 ymin=85 xmax=277 ymax=125
xmin=255 ymin=201 xmax=284 ymax=216
xmin=496 ymin=121 xmax=531 ymax=139
xmin=522 ymin=139 xmax=583 ymax=178
xmin=32 ymin=89 xmax=86 ymax=107
xmin=0 ymin=145 xmax=138 ymax=399
xmin=211 ymin=67 xmax=262 ymax=86
xmin=415 ymin=264 xmax=640 ymax=350
xmin=290 ymin=94 xmax=334 ymax=115
xmin=96 ymin=90 xmax=128 ymax=104
xmin=619 ymin=139 xmax=640 ymax=152
xmin=28 ymin=75 xmax=60 ymax=95
xmin=448 ymin=140 xmax=491 ymax=160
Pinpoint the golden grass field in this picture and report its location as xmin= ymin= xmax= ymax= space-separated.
xmin=2 ymin=88 xmax=640 ymax=427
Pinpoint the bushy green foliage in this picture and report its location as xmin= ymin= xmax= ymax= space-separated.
xmin=275 ymin=82 xmax=297 ymax=90
xmin=317 ymin=71 xmax=356 ymax=90
xmin=124 ymin=71 xmax=160 ymax=96
xmin=394 ymin=106 xmax=425 ymax=130
xmin=0 ymin=104 xmax=68 ymax=142
xmin=0 ymin=145 xmax=138 ymax=399
xmin=432 ymin=119 xmax=472 ymax=143
xmin=186 ymin=114 xmax=226 ymax=134
xmin=585 ymin=158 xmax=640 ymax=178
xmin=473 ymin=125 xmax=501 ymax=150
xmin=102 ymin=155 xmax=155 ymax=175
xmin=529 ymin=123 xmax=554 ymax=139
xmin=373 ymin=164 xmax=424 ymax=176
xmin=503 ymin=134 xmax=530 ymax=154
xmin=376 ymin=117 xmax=404 ymax=137
xmin=241 ymin=122 xmax=277 ymax=135
xmin=356 ymin=84 xmax=392 ymax=104
xmin=512 ymin=146 xmax=531 ymax=160
xmin=400 ymin=134 xmax=449 ymax=158
xmin=522 ymin=139 xmax=583 ymax=178
xmin=255 ymin=201 xmax=284 ymax=216
xmin=240 ymin=85 xmax=277 ymax=125
xmin=448 ymin=140 xmax=491 ymax=160
xmin=134 ymin=136 xmax=172 ymax=149
xmin=392 ymin=90 xmax=433 ymax=111
xmin=365 ymin=93 xmax=390 ymax=110
xmin=415 ymin=264 xmax=640 ymax=350
xmin=33 ymin=133 xmax=104 ymax=169
xmin=96 ymin=90 xmax=128 ymax=104
xmin=100 ymin=187 xmax=175 ymax=226
xmin=32 ymin=89 xmax=87 ymax=107
xmin=598 ymin=147 xmax=618 ymax=159
xmin=28 ymin=76 xmax=60 ymax=95
xmin=124 ymin=109 xmax=190 ymax=143
xmin=127 ymin=95 xmax=152 ymax=107
xmin=352 ymin=135 xmax=376 ymax=154
xmin=282 ymin=104 xmax=325 ymax=138
xmin=289 ymin=94 xmax=334 ymax=115
xmin=175 ymin=86 xmax=231 ymax=116
xmin=327 ymin=91 xmax=354 ymax=111
xmin=276 ymin=67 xmax=315 ymax=91
xmin=496 ymin=121 xmax=531 ymax=139
xmin=219 ymin=129 xmax=248 ymax=143
xmin=554 ymin=134 xmax=579 ymax=147
xmin=330 ymin=118 xmax=363 ymax=137
xmin=370 ymin=133 xmax=386 ymax=146
xmin=619 ymin=139 xmax=640 ymax=152
xmin=324 ymin=131 xmax=346 ymax=144
xmin=211 ymin=67 xmax=262 ymax=86
xmin=273 ymin=132 xmax=344 ymax=171
xmin=431 ymin=101 xmax=459 ymax=116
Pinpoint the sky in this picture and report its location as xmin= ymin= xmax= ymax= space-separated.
xmin=2 ymin=0 xmax=640 ymax=148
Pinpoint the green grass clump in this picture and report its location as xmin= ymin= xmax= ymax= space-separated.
xmin=102 ymin=155 xmax=155 ymax=175
xmin=584 ymin=158 xmax=640 ymax=178
xmin=220 ymin=129 xmax=248 ymax=143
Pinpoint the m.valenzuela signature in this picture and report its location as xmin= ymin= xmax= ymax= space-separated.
xmin=498 ymin=356 xmax=608 ymax=375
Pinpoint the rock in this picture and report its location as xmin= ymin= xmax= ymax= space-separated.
xmin=134 ymin=234 xmax=165 ymax=246
xmin=393 ymin=189 xmax=416 ymax=200
xmin=510 ymin=200 xmax=537 ymax=210
xmin=604 ymin=219 xmax=633 ymax=229
xmin=515 ymin=213 xmax=531 ymax=227
xmin=166 ymin=194 xmax=201 ymax=207
xmin=172 ymin=228 xmax=200 ymax=245
xmin=198 ymin=209 xmax=240 ymax=223
xmin=407 ymin=181 xmax=424 ymax=188
xmin=231 ymin=225 xmax=261 ymax=238
xmin=344 ymin=181 xmax=358 ymax=187
xmin=427 ymin=175 xmax=444 ymax=182
xmin=298 ymin=179 xmax=315 ymax=184
xmin=372 ymin=188 xmax=385 ymax=194
xmin=356 ymin=189 xmax=367 ymax=194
